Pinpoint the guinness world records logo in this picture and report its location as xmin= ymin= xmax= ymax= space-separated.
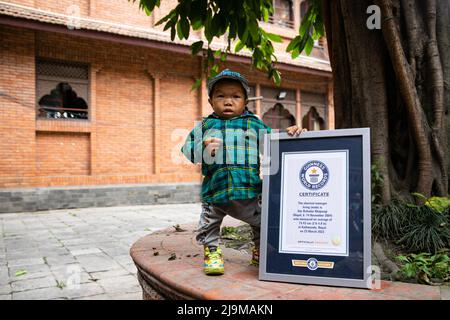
xmin=306 ymin=258 xmax=319 ymax=271
xmin=300 ymin=160 xmax=329 ymax=190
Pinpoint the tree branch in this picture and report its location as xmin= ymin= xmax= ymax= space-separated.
xmin=376 ymin=0 xmax=433 ymax=196
xmin=424 ymin=0 xmax=444 ymax=131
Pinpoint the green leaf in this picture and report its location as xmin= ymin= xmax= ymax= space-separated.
xmin=176 ymin=21 xmax=184 ymax=40
xmin=204 ymin=12 xmax=214 ymax=43
xmin=305 ymin=36 xmax=314 ymax=55
xmin=396 ymin=255 xmax=409 ymax=263
xmin=291 ymin=47 xmax=300 ymax=59
xmin=235 ymin=40 xmax=245 ymax=53
xmin=56 ymin=280 xmax=66 ymax=289
xmin=191 ymin=78 xmax=201 ymax=91
xmin=180 ymin=16 xmax=190 ymax=39
xmin=297 ymin=34 xmax=310 ymax=53
xmin=272 ymin=69 xmax=281 ymax=86
xmin=220 ymin=51 xmax=227 ymax=62
xmin=156 ymin=9 xmax=175 ymax=27
xmin=266 ymin=33 xmax=283 ymax=43
xmin=163 ymin=18 xmax=174 ymax=31
xmin=190 ymin=40 xmax=204 ymax=55
xmin=402 ymin=264 xmax=415 ymax=278
xmin=411 ymin=192 xmax=427 ymax=201
xmin=262 ymin=7 xmax=269 ymax=22
xmin=425 ymin=196 xmax=450 ymax=213
xmin=241 ymin=28 xmax=249 ymax=44
xmin=247 ymin=20 xmax=259 ymax=40
xmin=15 ymin=270 xmax=27 ymax=277
xmin=210 ymin=65 xmax=219 ymax=77
xmin=191 ymin=19 xmax=203 ymax=30
xmin=139 ymin=0 xmax=160 ymax=15
xmin=299 ymin=19 xmax=311 ymax=37
xmin=286 ymin=36 xmax=300 ymax=53
xmin=170 ymin=26 xmax=176 ymax=41
xmin=143 ymin=6 xmax=152 ymax=16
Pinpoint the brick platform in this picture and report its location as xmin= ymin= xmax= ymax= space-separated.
xmin=130 ymin=222 xmax=445 ymax=300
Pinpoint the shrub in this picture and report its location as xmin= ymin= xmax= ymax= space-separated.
xmin=397 ymin=205 xmax=450 ymax=253
xmin=396 ymin=252 xmax=450 ymax=284
xmin=372 ymin=200 xmax=409 ymax=240
xmin=372 ymin=195 xmax=450 ymax=253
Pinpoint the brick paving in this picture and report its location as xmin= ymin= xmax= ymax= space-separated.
xmin=0 ymin=203 xmax=200 ymax=300
xmin=131 ymin=223 xmax=450 ymax=300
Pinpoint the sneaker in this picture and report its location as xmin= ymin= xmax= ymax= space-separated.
xmin=204 ymin=246 xmax=225 ymax=275
xmin=251 ymin=247 xmax=259 ymax=266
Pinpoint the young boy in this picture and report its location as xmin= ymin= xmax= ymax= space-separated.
xmin=181 ymin=69 xmax=304 ymax=275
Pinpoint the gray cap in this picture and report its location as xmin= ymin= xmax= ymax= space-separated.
xmin=207 ymin=69 xmax=250 ymax=98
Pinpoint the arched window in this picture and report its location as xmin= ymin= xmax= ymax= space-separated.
xmin=262 ymin=103 xmax=296 ymax=130
xmin=36 ymin=59 xmax=89 ymax=120
xmin=302 ymin=107 xmax=325 ymax=131
xmin=38 ymin=82 xmax=88 ymax=119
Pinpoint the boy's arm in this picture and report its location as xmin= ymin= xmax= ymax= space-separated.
xmin=181 ymin=123 xmax=203 ymax=164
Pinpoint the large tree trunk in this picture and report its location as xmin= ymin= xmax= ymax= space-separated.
xmin=323 ymin=0 xmax=449 ymax=202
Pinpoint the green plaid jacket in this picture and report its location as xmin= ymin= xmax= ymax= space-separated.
xmin=181 ymin=109 xmax=271 ymax=204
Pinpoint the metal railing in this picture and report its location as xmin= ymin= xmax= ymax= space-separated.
xmin=37 ymin=106 xmax=88 ymax=120
xmin=267 ymin=16 xmax=294 ymax=29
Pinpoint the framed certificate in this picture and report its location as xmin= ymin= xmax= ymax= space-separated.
xmin=259 ymin=128 xmax=371 ymax=289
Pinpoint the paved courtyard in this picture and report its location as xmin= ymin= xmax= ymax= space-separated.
xmin=0 ymin=203 xmax=200 ymax=300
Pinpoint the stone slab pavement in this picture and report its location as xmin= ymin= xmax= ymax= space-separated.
xmin=0 ymin=203 xmax=201 ymax=300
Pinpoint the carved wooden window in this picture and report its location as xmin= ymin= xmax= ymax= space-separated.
xmin=301 ymin=91 xmax=327 ymax=131
xmin=36 ymin=59 xmax=89 ymax=120
xmin=262 ymin=103 xmax=296 ymax=130
xmin=302 ymin=106 xmax=325 ymax=131
xmin=269 ymin=0 xmax=294 ymax=28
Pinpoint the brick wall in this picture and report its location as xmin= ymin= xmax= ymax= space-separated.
xmin=36 ymin=132 xmax=91 ymax=176
xmin=0 ymin=27 xmax=36 ymax=187
xmin=34 ymin=0 xmax=90 ymax=17
xmin=0 ymin=22 xmax=331 ymax=190
xmin=0 ymin=25 xmax=204 ymax=188
xmin=10 ymin=0 xmax=157 ymax=29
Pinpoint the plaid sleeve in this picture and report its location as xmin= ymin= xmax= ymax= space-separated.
xmin=248 ymin=117 xmax=271 ymax=155
xmin=181 ymin=122 xmax=203 ymax=164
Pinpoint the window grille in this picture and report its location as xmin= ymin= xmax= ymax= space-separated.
xmin=36 ymin=59 xmax=89 ymax=120
xmin=37 ymin=59 xmax=89 ymax=80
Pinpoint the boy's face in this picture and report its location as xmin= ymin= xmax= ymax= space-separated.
xmin=208 ymin=80 xmax=248 ymax=119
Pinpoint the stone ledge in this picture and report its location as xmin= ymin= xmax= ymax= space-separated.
xmin=0 ymin=183 xmax=200 ymax=213
xmin=130 ymin=223 xmax=443 ymax=300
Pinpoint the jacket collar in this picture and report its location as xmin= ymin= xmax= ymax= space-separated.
xmin=207 ymin=107 xmax=257 ymax=120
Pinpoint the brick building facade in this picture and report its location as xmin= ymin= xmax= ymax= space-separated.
xmin=0 ymin=0 xmax=333 ymax=212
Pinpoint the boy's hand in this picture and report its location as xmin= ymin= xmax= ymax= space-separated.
xmin=286 ymin=125 xmax=307 ymax=136
xmin=204 ymin=138 xmax=222 ymax=157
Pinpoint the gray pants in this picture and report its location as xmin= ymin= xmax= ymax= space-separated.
xmin=196 ymin=197 xmax=262 ymax=248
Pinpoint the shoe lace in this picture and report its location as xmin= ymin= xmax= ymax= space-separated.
xmin=208 ymin=250 xmax=222 ymax=260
